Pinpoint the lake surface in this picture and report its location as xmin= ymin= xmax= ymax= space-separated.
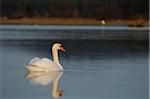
xmin=0 ymin=25 xmax=149 ymax=30
xmin=0 ymin=25 xmax=149 ymax=40
xmin=0 ymin=40 xmax=149 ymax=99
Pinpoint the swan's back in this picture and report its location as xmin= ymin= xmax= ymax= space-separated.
xmin=32 ymin=58 xmax=56 ymax=68
xmin=27 ymin=57 xmax=60 ymax=71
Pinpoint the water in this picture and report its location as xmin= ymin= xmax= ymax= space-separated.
xmin=0 ymin=25 xmax=148 ymax=40
xmin=0 ymin=25 xmax=149 ymax=30
xmin=0 ymin=40 xmax=149 ymax=99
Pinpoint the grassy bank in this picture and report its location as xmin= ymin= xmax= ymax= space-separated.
xmin=0 ymin=18 xmax=149 ymax=27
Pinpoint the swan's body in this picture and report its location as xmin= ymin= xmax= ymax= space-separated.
xmin=26 ymin=43 xmax=65 ymax=72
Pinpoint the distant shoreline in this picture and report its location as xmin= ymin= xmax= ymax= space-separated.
xmin=0 ymin=18 xmax=149 ymax=27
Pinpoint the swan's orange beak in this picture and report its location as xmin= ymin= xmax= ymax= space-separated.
xmin=60 ymin=47 xmax=65 ymax=52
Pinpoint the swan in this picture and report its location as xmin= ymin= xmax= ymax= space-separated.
xmin=26 ymin=71 xmax=63 ymax=98
xmin=26 ymin=43 xmax=65 ymax=72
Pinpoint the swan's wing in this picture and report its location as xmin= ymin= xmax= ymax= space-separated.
xmin=30 ymin=58 xmax=57 ymax=69
xmin=29 ymin=57 xmax=41 ymax=65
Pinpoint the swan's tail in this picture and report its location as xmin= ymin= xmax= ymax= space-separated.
xmin=24 ymin=65 xmax=29 ymax=69
xmin=25 ymin=65 xmax=33 ymax=72
xmin=25 ymin=65 xmax=38 ymax=72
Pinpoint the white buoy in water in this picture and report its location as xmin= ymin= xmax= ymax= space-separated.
xmin=100 ymin=19 xmax=106 ymax=39
xmin=101 ymin=20 xmax=106 ymax=25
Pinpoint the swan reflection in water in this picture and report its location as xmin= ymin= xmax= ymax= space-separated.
xmin=26 ymin=71 xmax=63 ymax=98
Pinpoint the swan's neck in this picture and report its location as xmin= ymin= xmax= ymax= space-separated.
xmin=52 ymin=49 xmax=59 ymax=64
xmin=52 ymin=49 xmax=63 ymax=71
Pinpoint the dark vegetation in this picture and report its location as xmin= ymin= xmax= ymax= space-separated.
xmin=0 ymin=0 xmax=149 ymax=19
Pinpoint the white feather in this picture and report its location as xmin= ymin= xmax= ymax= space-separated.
xmin=26 ymin=43 xmax=64 ymax=72
xmin=29 ymin=57 xmax=41 ymax=65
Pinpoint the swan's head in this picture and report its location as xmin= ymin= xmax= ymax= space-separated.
xmin=52 ymin=43 xmax=65 ymax=52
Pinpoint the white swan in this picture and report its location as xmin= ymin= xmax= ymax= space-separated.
xmin=26 ymin=71 xmax=63 ymax=98
xmin=26 ymin=43 xmax=65 ymax=72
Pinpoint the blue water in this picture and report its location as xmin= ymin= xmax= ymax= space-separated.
xmin=0 ymin=40 xmax=149 ymax=99
xmin=0 ymin=25 xmax=149 ymax=30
